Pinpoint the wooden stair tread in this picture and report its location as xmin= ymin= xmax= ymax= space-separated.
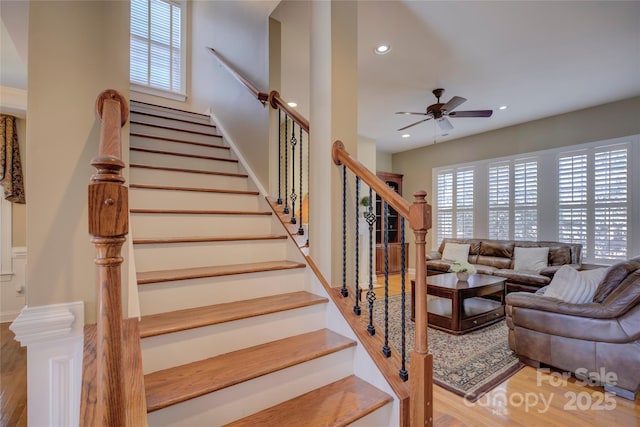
xmin=144 ymin=329 xmax=357 ymax=412
xmin=133 ymin=234 xmax=287 ymax=244
xmin=137 ymin=260 xmax=306 ymax=285
xmin=130 ymin=146 xmax=238 ymax=163
xmin=130 ymin=163 xmax=247 ymax=178
xmin=131 ymin=120 xmax=219 ymax=137
xmin=80 ymin=318 xmax=147 ymax=425
xmin=129 ymin=183 xmax=258 ymax=195
xmin=131 ymin=100 xmax=210 ymax=117
xmin=131 ymin=110 xmax=217 ymax=128
xmin=225 ymin=375 xmax=393 ymax=427
xmin=131 ymin=132 xmax=225 ymax=146
xmin=139 ymin=291 xmax=328 ymax=338
xmin=130 ymin=208 xmax=272 ymax=215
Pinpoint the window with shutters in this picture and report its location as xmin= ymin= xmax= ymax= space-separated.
xmin=488 ymin=163 xmax=510 ymax=240
xmin=432 ymin=135 xmax=638 ymax=264
xmin=558 ymin=146 xmax=628 ymax=261
xmin=130 ymin=0 xmax=186 ymax=100
xmin=436 ymin=168 xmax=474 ymax=242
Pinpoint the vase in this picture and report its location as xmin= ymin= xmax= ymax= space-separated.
xmin=456 ymin=272 xmax=469 ymax=281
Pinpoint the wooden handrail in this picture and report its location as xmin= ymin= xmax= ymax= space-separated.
xmin=208 ymin=47 xmax=269 ymax=105
xmin=269 ymin=90 xmax=309 ymax=133
xmin=88 ymin=89 xmax=129 ymax=426
xmin=332 ymin=139 xmax=433 ymax=427
xmin=332 ymin=140 xmax=409 ymax=219
xmin=207 ymin=47 xmax=309 ymax=133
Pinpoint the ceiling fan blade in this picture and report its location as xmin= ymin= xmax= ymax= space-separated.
xmin=441 ymin=96 xmax=467 ymax=112
xmin=449 ymin=110 xmax=493 ymax=118
xmin=437 ymin=117 xmax=454 ymax=131
xmin=397 ymin=117 xmax=432 ymax=131
xmin=395 ymin=112 xmax=427 ymax=116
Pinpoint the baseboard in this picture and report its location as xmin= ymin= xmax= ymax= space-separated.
xmin=10 ymin=301 xmax=84 ymax=427
xmin=1 ymin=308 xmax=24 ymax=323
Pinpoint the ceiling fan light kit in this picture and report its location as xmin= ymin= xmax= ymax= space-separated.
xmin=396 ymin=88 xmax=493 ymax=132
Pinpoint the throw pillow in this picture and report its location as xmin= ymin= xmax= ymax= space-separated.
xmin=513 ymin=247 xmax=549 ymax=273
xmin=441 ymin=243 xmax=470 ymax=263
xmin=543 ymin=265 xmax=607 ymax=304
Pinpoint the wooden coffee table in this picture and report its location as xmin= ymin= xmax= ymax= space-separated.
xmin=411 ymin=273 xmax=506 ymax=335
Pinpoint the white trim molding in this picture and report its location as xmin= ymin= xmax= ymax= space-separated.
xmin=0 ymin=86 xmax=27 ymax=118
xmin=10 ymin=301 xmax=84 ymax=427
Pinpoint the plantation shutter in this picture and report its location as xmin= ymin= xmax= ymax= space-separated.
xmin=456 ymin=169 xmax=474 ymax=238
xmin=558 ymin=153 xmax=588 ymax=254
xmin=514 ymin=160 xmax=537 ymax=240
xmin=437 ymin=172 xmax=453 ymax=242
xmin=488 ymin=164 xmax=510 ymax=239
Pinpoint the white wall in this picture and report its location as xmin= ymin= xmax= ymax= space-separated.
xmin=1 ymin=247 xmax=26 ymax=322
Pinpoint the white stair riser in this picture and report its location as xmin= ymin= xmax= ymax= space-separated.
xmin=130 ymin=168 xmax=249 ymax=191
xmin=131 ymin=123 xmax=219 ymax=145
xmin=131 ymin=135 xmax=231 ymax=159
xmin=146 ymin=349 xmax=355 ymax=427
xmin=129 ymin=188 xmax=260 ymax=211
xmin=141 ymin=305 xmax=327 ymax=373
xmin=133 ymin=239 xmax=288 ymax=271
xmin=131 ymin=103 xmax=212 ymax=124
xmin=130 ymin=213 xmax=273 ymax=239
xmin=138 ymin=269 xmax=305 ymax=315
xmin=349 ymin=404 xmax=393 ymax=427
xmin=131 ymin=112 xmax=219 ymax=135
xmin=130 ymin=150 xmax=240 ymax=174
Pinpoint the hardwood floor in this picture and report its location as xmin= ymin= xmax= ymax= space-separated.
xmin=1 ymin=322 xmax=26 ymax=427
xmin=2 ymin=299 xmax=638 ymax=427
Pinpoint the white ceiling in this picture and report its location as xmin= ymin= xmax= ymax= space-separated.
xmin=359 ymin=1 xmax=640 ymax=153
xmin=3 ymin=1 xmax=639 ymax=155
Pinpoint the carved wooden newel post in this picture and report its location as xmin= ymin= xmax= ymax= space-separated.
xmin=89 ymin=90 xmax=129 ymax=426
xmin=409 ymin=191 xmax=433 ymax=427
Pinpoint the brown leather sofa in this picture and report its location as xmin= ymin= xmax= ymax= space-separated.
xmin=506 ymin=256 xmax=640 ymax=400
xmin=426 ymin=238 xmax=582 ymax=293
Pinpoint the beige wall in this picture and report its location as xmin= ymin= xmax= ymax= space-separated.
xmin=376 ymin=151 xmax=392 ymax=173
xmin=393 ymin=96 xmax=640 ymax=266
xmin=26 ymin=1 xmax=129 ymax=322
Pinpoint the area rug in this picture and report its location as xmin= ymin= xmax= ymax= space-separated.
xmin=373 ymin=294 xmax=524 ymax=401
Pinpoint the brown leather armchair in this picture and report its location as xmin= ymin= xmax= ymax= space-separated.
xmin=506 ymin=256 xmax=640 ymax=400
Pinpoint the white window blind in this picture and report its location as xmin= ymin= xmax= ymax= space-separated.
xmin=437 ymin=172 xmax=453 ymax=243
xmin=456 ymin=169 xmax=474 ymax=238
xmin=593 ymin=148 xmax=627 ymax=260
xmin=514 ymin=160 xmax=538 ymax=240
xmin=131 ymin=0 xmax=184 ymax=95
xmin=558 ymin=153 xmax=588 ymax=255
xmin=488 ymin=164 xmax=510 ymax=239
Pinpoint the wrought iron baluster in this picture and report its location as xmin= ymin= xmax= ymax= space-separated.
xmin=341 ymin=165 xmax=348 ymax=297
xmin=298 ymin=127 xmax=304 ymax=235
xmin=365 ymin=187 xmax=376 ymax=335
xmin=382 ymin=201 xmax=391 ymax=357
xmin=399 ymin=217 xmax=408 ymax=380
xmin=354 ymin=177 xmax=361 ymax=315
xmin=290 ymin=122 xmax=297 ymax=224
xmin=277 ymin=109 xmax=282 ymax=205
xmin=283 ymin=116 xmax=289 ymax=214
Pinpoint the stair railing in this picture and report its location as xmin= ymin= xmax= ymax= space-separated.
xmin=88 ymin=89 xmax=129 ymax=425
xmin=332 ymin=140 xmax=433 ymax=427
xmin=208 ymin=47 xmax=433 ymax=426
xmin=209 ymin=47 xmax=310 ymax=245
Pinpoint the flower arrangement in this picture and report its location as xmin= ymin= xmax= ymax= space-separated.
xmin=448 ymin=261 xmax=476 ymax=274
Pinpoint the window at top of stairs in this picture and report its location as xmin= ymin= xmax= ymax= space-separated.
xmin=130 ymin=0 xmax=186 ymax=101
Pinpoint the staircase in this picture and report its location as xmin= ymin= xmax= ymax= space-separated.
xmin=127 ymin=101 xmax=393 ymax=426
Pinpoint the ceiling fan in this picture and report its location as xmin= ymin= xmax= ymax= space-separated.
xmin=396 ymin=88 xmax=493 ymax=132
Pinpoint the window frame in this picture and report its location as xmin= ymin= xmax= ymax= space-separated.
xmin=0 ymin=197 xmax=13 ymax=279
xmin=432 ymin=134 xmax=639 ymax=265
xmin=130 ymin=0 xmax=187 ymax=101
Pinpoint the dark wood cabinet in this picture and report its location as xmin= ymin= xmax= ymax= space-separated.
xmin=375 ymin=172 xmax=408 ymax=274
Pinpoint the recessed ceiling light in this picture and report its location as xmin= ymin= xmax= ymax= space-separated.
xmin=374 ymin=44 xmax=391 ymax=55
xmin=401 ymin=134 xmax=411 ymax=138
xmin=499 ymin=105 xmax=508 ymax=110
xmin=287 ymin=102 xmax=298 ymax=108
xmin=441 ymin=133 xmax=449 ymax=137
